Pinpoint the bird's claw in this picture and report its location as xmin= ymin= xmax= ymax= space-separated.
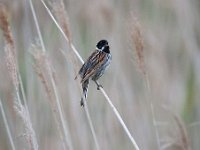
xmin=80 ymin=99 xmax=84 ymax=107
xmin=97 ymin=84 xmax=103 ymax=90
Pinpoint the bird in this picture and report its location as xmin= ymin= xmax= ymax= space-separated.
xmin=75 ymin=39 xmax=112 ymax=106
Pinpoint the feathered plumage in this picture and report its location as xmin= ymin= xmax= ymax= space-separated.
xmin=75 ymin=40 xmax=112 ymax=106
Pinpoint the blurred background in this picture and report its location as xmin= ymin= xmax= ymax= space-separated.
xmin=0 ymin=0 xmax=200 ymax=149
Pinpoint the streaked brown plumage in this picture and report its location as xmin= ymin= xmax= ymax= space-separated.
xmin=75 ymin=40 xmax=112 ymax=106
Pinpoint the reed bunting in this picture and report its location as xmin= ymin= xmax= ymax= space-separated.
xmin=75 ymin=40 xmax=112 ymax=106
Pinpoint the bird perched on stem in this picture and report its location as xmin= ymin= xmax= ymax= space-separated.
xmin=75 ymin=40 xmax=112 ymax=106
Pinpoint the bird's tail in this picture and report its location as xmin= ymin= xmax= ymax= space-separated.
xmin=80 ymin=79 xmax=89 ymax=107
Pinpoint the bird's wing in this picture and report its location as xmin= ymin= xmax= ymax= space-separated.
xmin=81 ymin=50 xmax=107 ymax=83
xmin=74 ymin=50 xmax=96 ymax=80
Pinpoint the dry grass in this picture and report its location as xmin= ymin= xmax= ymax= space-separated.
xmin=162 ymin=106 xmax=191 ymax=150
xmin=129 ymin=14 xmax=161 ymax=149
xmin=0 ymin=98 xmax=16 ymax=150
xmin=0 ymin=0 xmax=200 ymax=150
xmin=50 ymin=0 xmax=81 ymax=79
xmin=51 ymin=0 xmax=72 ymax=44
xmin=31 ymin=45 xmax=72 ymax=150
xmin=31 ymin=48 xmax=54 ymax=105
xmin=0 ymin=4 xmax=14 ymax=46
xmin=130 ymin=15 xmax=146 ymax=77
xmin=0 ymin=4 xmax=18 ymax=90
xmin=0 ymin=3 xmax=38 ymax=150
xmin=173 ymin=114 xmax=191 ymax=150
xmin=14 ymin=102 xmax=38 ymax=150
xmin=48 ymin=1 xmax=140 ymax=149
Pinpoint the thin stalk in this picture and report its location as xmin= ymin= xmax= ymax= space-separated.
xmin=96 ymin=81 xmax=140 ymax=150
xmin=18 ymin=71 xmax=39 ymax=150
xmin=0 ymin=98 xmax=16 ymax=150
xmin=40 ymin=1 xmax=140 ymax=149
xmin=40 ymin=0 xmax=84 ymax=63
xmin=28 ymin=0 xmax=73 ymax=149
xmin=144 ymin=74 xmax=161 ymax=149
xmin=61 ymin=49 xmax=100 ymax=150
xmin=41 ymin=1 xmax=101 ymax=149
xmin=18 ymin=75 xmax=28 ymax=111
xmin=28 ymin=0 xmax=45 ymax=53
xmin=46 ymin=60 xmax=74 ymax=150
xmin=0 ymin=3 xmax=38 ymax=149
xmin=84 ymin=102 xmax=100 ymax=150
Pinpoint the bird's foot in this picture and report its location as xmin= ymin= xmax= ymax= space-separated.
xmin=97 ymin=84 xmax=103 ymax=90
xmin=80 ymin=99 xmax=84 ymax=107
xmin=94 ymin=80 xmax=103 ymax=90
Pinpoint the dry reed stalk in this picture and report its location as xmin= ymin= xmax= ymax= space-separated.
xmin=31 ymin=47 xmax=67 ymax=149
xmin=51 ymin=0 xmax=81 ymax=76
xmin=130 ymin=14 xmax=160 ymax=149
xmin=51 ymin=0 xmax=72 ymax=44
xmin=162 ymin=106 xmax=191 ymax=150
xmin=0 ymin=98 xmax=16 ymax=150
xmin=0 ymin=4 xmax=14 ymax=46
xmin=41 ymin=1 xmax=140 ymax=149
xmin=4 ymin=45 xmax=19 ymax=91
xmin=28 ymin=0 xmax=73 ymax=149
xmin=32 ymin=48 xmax=70 ymax=150
xmin=173 ymin=114 xmax=191 ymax=150
xmin=14 ymin=102 xmax=38 ymax=150
xmin=61 ymin=49 xmax=101 ymax=150
xmin=0 ymin=4 xmax=38 ymax=149
xmin=31 ymin=49 xmax=55 ymax=105
xmin=0 ymin=4 xmax=18 ymax=91
xmin=40 ymin=0 xmax=83 ymax=63
xmin=130 ymin=16 xmax=146 ymax=77
xmin=50 ymin=1 xmax=101 ymax=149
xmin=51 ymin=1 xmax=101 ymax=149
xmin=46 ymin=58 xmax=74 ymax=150
xmin=64 ymin=49 xmax=100 ymax=149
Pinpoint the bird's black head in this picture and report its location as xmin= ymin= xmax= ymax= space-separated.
xmin=96 ymin=40 xmax=108 ymax=50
